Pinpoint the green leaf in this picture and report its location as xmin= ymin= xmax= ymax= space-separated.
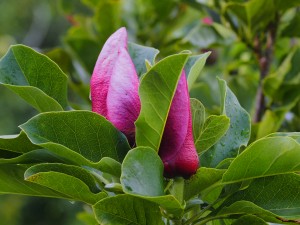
xmin=77 ymin=212 xmax=99 ymax=225
xmin=97 ymin=157 xmax=121 ymax=178
xmin=274 ymin=0 xmax=300 ymax=11
xmin=0 ymin=164 xmax=65 ymax=198
xmin=0 ymin=45 xmax=68 ymax=111
xmin=64 ymin=35 xmax=100 ymax=74
xmin=0 ymin=131 xmax=38 ymax=153
xmin=217 ymin=201 xmax=279 ymax=223
xmin=184 ymin=167 xmax=225 ymax=201
xmin=20 ymin=111 xmax=130 ymax=165
xmin=191 ymin=98 xmax=205 ymax=142
xmin=222 ymin=173 xmax=300 ymax=219
xmin=232 ymin=215 xmax=268 ymax=225
xmin=185 ymin=52 xmax=211 ymax=90
xmin=225 ymin=0 xmax=275 ymax=32
xmin=25 ymin=163 xmax=101 ymax=193
xmin=135 ymin=53 xmax=190 ymax=151
xmin=267 ymin=132 xmax=300 ymax=144
xmin=94 ymin=0 xmax=121 ymax=47
xmin=201 ymin=79 xmax=251 ymax=167
xmin=195 ymin=115 xmax=230 ymax=154
xmin=121 ymin=147 xmax=164 ymax=196
xmin=0 ymin=149 xmax=67 ymax=164
xmin=223 ymin=137 xmax=300 ymax=183
xmin=128 ymin=42 xmax=159 ymax=77
xmin=25 ymin=168 xmax=106 ymax=204
xmin=121 ymin=147 xmax=184 ymax=215
xmin=93 ymin=194 xmax=164 ymax=225
xmin=283 ymin=14 xmax=300 ymax=37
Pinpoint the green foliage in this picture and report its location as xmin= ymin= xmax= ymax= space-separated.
xmin=1 ymin=0 xmax=300 ymax=224
xmin=135 ymin=53 xmax=189 ymax=151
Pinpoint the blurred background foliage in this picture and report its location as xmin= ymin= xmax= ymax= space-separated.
xmin=0 ymin=0 xmax=300 ymax=224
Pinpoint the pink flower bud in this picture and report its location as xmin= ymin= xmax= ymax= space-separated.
xmin=159 ymin=71 xmax=199 ymax=178
xmin=202 ymin=17 xmax=213 ymax=26
xmin=91 ymin=28 xmax=140 ymax=144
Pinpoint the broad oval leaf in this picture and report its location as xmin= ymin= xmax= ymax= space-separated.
xmin=0 ymin=131 xmax=38 ymax=153
xmin=128 ymin=42 xmax=159 ymax=77
xmin=184 ymin=167 xmax=225 ymax=201
xmin=25 ymin=170 xmax=106 ymax=204
xmin=121 ymin=147 xmax=164 ymax=196
xmin=20 ymin=111 xmax=130 ymax=165
xmin=25 ymin=163 xmax=101 ymax=193
xmin=185 ymin=52 xmax=211 ymax=90
xmin=0 ymin=149 xmax=67 ymax=164
xmin=121 ymin=147 xmax=183 ymax=215
xmin=195 ymin=115 xmax=230 ymax=154
xmin=232 ymin=215 xmax=268 ymax=225
xmin=93 ymin=194 xmax=164 ymax=225
xmin=201 ymin=78 xmax=251 ymax=167
xmin=222 ymin=174 xmax=300 ymax=220
xmin=0 ymin=164 xmax=65 ymax=198
xmin=223 ymin=137 xmax=300 ymax=183
xmin=0 ymin=45 xmax=68 ymax=111
xmin=191 ymin=98 xmax=205 ymax=142
xmin=135 ymin=53 xmax=190 ymax=151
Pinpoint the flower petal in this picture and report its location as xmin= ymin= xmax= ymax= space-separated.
xmin=159 ymin=71 xmax=199 ymax=178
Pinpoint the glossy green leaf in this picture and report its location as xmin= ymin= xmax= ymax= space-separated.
xmin=0 ymin=131 xmax=38 ymax=153
xmin=121 ymin=147 xmax=183 ymax=215
xmin=0 ymin=45 xmax=68 ymax=111
xmin=223 ymin=174 xmax=300 ymax=219
xmin=25 ymin=169 xmax=106 ymax=204
xmin=121 ymin=147 xmax=164 ymax=196
xmin=135 ymin=53 xmax=190 ymax=151
xmin=93 ymin=194 xmax=164 ymax=225
xmin=223 ymin=137 xmax=300 ymax=183
xmin=232 ymin=215 xmax=268 ymax=225
xmin=274 ymin=0 xmax=300 ymax=11
xmin=94 ymin=0 xmax=121 ymax=47
xmin=217 ymin=201 xmax=279 ymax=223
xmin=77 ymin=212 xmax=99 ymax=225
xmin=195 ymin=115 xmax=230 ymax=154
xmin=225 ymin=0 xmax=275 ymax=32
xmin=185 ymin=52 xmax=210 ymax=90
xmin=184 ymin=167 xmax=225 ymax=201
xmin=25 ymin=163 xmax=101 ymax=193
xmin=0 ymin=149 xmax=67 ymax=164
xmin=97 ymin=157 xmax=122 ymax=178
xmin=191 ymin=98 xmax=205 ymax=142
xmin=128 ymin=42 xmax=159 ymax=77
xmin=64 ymin=35 xmax=100 ymax=74
xmin=201 ymin=79 xmax=251 ymax=167
xmin=267 ymin=132 xmax=300 ymax=144
xmin=0 ymin=164 xmax=65 ymax=198
xmin=20 ymin=111 xmax=130 ymax=165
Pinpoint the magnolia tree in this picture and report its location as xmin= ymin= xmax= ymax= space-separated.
xmin=0 ymin=27 xmax=300 ymax=225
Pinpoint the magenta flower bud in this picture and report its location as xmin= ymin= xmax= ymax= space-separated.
xmin=159 ymin=71 xmax=199 ymax=178
xmin=91 ymin=28 xmax=140 ymax=144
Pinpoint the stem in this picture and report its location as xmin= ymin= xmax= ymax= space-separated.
xmin=183 ymin=199 xmax=221 ymax=225
xmin=253 ymin=15 xmax=278 ymax=122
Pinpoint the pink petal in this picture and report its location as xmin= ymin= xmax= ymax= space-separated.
xmin=107 ymin=48 xmax=140 ymax=139
xmin=159 ymin=71 xmax=199 ymax=178
xmin=91 ymin=28 xmax=140 ymax=142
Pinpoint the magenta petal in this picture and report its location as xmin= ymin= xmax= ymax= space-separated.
xmin=159 ymin=71 xmax=199 ymax=178
xmin=91 ymin=28 xmax=140 ymax=142
xmin=107 ymin=48 xmax=140 ymax=138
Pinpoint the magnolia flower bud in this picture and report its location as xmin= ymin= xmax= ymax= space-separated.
xmin=159 ymin=71 xmax=199 ymax=178
xmin=91 ymin=28 xmax=140 ymax=144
